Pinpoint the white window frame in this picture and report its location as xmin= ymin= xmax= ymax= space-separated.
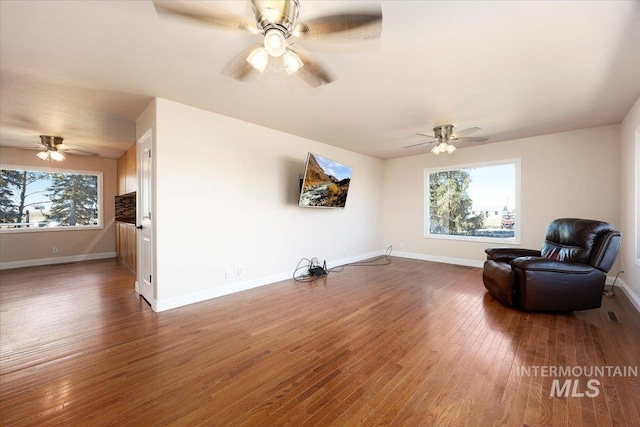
xmin=424 ymin=158 xmax=521 ymax=244
xmin=635 ymin=130 xmax=640 ymax=267
xmin=0 ymin=164 xmax=103 ymax=234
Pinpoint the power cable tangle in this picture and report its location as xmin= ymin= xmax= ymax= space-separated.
xmin=292 ymin=246 xmax=393 ymax=283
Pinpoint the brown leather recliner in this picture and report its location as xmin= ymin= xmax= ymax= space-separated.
xmin=483 ymin=218 xmax=621 ymax=311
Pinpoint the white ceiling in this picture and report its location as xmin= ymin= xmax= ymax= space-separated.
xmin=1 ymin=0 xmax=639 ymax=160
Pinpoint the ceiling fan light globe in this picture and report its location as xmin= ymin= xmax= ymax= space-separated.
xmin=431 ymin=146 xmax=440 ymax=155
xmin=246 ymin=47 xmax=269 ymax=73
xmin=37 ymin=151 xmax=50 ymax=160
xmin=446 ymin=144 xmax=456 ymax=154
xmin=283 ymin=50 xmax=303 ymax=75
xmin=50 ymin=151 xmax=66 ymax=161
xmin=264 ymin=29 xmax=286 ymax=57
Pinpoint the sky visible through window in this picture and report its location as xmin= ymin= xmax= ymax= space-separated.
xmin=23 ymin=177 xmax=52 ymax=211
xmin=467 ymin=163 xmax=516 ymax=211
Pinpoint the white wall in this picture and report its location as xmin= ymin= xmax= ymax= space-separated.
xmin=383 ymin=125 xmax=621 ymax=267
xmin=620 ymin=96 xmax=640 ymax=307
xmin=0 ymin=146 xmax=117 ymax=268
xmin=144 ymin=98 xmax=384 ymax=310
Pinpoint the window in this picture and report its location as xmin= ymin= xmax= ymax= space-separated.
xmin=0 ymin=165 xmax=102 ymax=232
xmin=424 ymin=159 xmax=520 ymax=244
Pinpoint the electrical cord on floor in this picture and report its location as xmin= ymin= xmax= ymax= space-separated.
xmin=293 ymin=257 xmax=323 ymax=283
xmin=292 ymin=246 xmax=393 ymax=283
xmin=604 ymin=270 xmax=624 ymax=297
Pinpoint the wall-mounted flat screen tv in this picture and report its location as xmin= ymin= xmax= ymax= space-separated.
xmin=299 ymin=153 xmax=353 ymax=208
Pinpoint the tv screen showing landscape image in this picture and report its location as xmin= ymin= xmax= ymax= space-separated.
xmin=299 ymin=153 xmax=353 ymax=208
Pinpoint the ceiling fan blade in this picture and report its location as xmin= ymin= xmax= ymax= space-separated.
xmin=153 ymin=0 xmax=258 ymax=34
xmin=56 ymin=144 xmax=99 ymax=156
xmin=451 ymin=127 xmax=480 ymax=138
xmin=416 ymin=133 xmax=435 ymax=138
xmin=454 ymin=137 xmax=488 ymax=143
xmin=3 ymin=141 xmax=42 ymax=150
xmin=293 ymin=8 xmax=382 ymax=40
xmin=63 ymin=149 xmax=100 ymax=157
xmin=288 ymin=47 xmax=333 ymax=88
xmin=221 ymin=43 xmax=263 ymax=81
xmin=403 ymin=140 xmax=437 ymax=149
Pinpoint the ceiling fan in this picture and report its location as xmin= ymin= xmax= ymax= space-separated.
xmin=36 ymin=135 xmax=98 ymax=161
xmin=153 ymin=0 xmax=382 ymax=87
xmin=403 ymin=125 xmax=488 ymax=154
xmin=37 ymin=136 xmax=66 ymax=161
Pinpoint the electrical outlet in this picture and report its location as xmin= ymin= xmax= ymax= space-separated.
xmin=238 ymin=268 xmax=244 ymax=277
xmin=399 ymin=242 xmax=404 ymax=250
xmin=52 ymin=247 xmax=58 ymax=254
xmin=344 ymin=247 xmax=348 ymax=254
xmin=225 ymin=269 xmax=232 ymax=279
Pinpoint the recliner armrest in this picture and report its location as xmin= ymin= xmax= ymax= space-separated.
xmin=485 ymin=247 xmax=541 ymax=262
xmin=511 ymin=256 xmax=594 ymax=274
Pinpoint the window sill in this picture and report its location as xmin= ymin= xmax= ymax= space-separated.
xmin=424 ymin=233 xmax=521 ymax=245
xmin=0 ymin=225 xmax=103 ymax=234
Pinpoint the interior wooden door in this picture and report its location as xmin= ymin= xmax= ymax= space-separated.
xmin=137 ymin=129 xmax=154 ymax=307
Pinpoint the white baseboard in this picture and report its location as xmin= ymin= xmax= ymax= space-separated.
xmin=154 ymin=270 xmax=293 ymax=312
xmin=326 ymin=250 xmax=386 ymax=269
xmin=392 ymin=251 xmax=484 ymax=268
xmin=606 ymin=276 xmax=640 ymax=313
xmin=154 ymin=250 xmax=385 ymax=312
xmin=0 ymin=252 xmax=117 ymax=270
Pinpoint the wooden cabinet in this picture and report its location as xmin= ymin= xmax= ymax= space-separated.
xmin=116 ymin=222 xmax=137 ymax=273
xmin=125 ymin=144 xmax=137 ymax=194
xmin=117 ymin=155 xmax=126 ymax=196
xmin=116 ymin=143 xmax=137 ymax=272
xmin=117 ymin=143 xmax=137 ymax=195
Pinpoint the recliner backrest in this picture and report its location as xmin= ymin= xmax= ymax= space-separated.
xmin=541 ymin=218 xmax=617 ymax=266
xmin=589 ymin=230 xmax=621 ymax=272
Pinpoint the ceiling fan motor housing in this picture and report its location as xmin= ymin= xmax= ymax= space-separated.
xmin=39 ymin=135 xmax=64 ymax=149
xmin=434 ymin=125 xmax=454 ymax=141
xmin=252 ymin=0 xmax=299 ymax=37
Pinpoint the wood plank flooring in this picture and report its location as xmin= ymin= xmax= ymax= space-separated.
xmin=1 ymin=257 xmax=639 ymax=426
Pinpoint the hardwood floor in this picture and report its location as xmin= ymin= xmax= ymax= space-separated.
xmin=1 ymin=257 xmax=639 ymax=426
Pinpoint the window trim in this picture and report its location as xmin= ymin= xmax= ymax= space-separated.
xmin=423 ymin=158 xmax=521 ymax=245
xmin=635 ymin=130 xmax=640 ymax=267
xmin=0 ymin=163 xmax=103 ymax=234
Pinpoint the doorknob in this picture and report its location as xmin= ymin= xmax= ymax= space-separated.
xmin=136 ymin=225 xmax=143 ymax=230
